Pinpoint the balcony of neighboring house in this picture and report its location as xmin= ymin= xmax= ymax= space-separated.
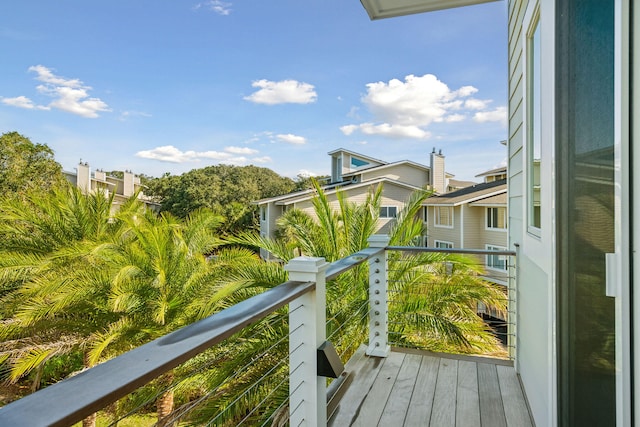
xmin=0 ymin=239 xmax=531 ymax=427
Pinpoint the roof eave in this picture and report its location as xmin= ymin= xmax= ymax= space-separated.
xmin=360 ymin=0 xmax=501 ymax=20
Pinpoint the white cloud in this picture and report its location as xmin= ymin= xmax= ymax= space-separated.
xmin=342 ymin=73 xmax=505 ymax=139
xmin=464 ymin=98 xmax=490 ymax=110
xmin=136 ymin=145 xmax=231 ymax=163
xmin=343 ymin=123 xmax=430 ymax=139
xmin=194 ymin=0 xmax=232 ymax=15
xmin=225 ymin=146 xmax=258 ymax=155
xmin=444 ymin=114 xmax=465 ymax=123
xmin=473 ymin=106 xmax=507 ymax=126
xmin=1 ymin=65 xmax=111 ymax=118
xmin=339 ymin=124 xmax=358 ymax=136
xmin=244 ymin=79 xmax=317 ymax=105
xmin=361 ymin=74 xmax=470 ymax=127
xmin=119 ymin=110 xmax=152 ymax=121
xmin=135 ymin=144 xmax=269 ymax=165
xmin=1 ymin=95 xmax=49 ymax=110
xmin=276 ymin=133 xmax=307 ymax=145
xmin=252 ymin=156 xmax=272 ymax=164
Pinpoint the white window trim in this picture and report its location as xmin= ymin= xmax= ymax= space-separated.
xmin=379 ymin=205 xmax=398 ymax=219
xmin=485 ymin=206 xmax=508 ymax=232
xmin=524 ymin=1 xmax=542 ymax=238
xmin=434 ymin=240 xmax=454 ymax=249
xmin=434 ymin=206 xmax=454 ymax=229
xmin=486 ymin=244 xmax=508 ymax=272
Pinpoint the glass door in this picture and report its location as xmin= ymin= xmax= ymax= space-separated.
xmin=555 ymin=0 xmax=623 ymax=425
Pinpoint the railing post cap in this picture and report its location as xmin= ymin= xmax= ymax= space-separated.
xmin=284 ymin=256 xmax=329 ymax=273
xmin=367 ymin=234 xmax=390 ymax=248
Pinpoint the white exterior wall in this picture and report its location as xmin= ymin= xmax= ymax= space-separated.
xmin=508 ymin=0 xmax=556 ymax=425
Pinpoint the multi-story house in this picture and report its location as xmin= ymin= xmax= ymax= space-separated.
xmin=423 ymin=166 xmax=507 ymax=251
xmin=256 ymin=148 xmax=453 ymax=243
xmin=64 ymin=161 xmax=159 ymax=212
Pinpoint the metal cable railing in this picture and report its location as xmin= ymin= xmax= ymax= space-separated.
xmin=0 ymin=244 xmax=516 ymax=425
xmin=385 ymin=247 xmax=516 ymax=360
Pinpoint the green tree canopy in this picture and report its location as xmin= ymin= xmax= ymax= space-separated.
xmin=0 ymin=131 xmax=65 ymax=197
xmin=145 ymin=164 xmax=296 ymax=233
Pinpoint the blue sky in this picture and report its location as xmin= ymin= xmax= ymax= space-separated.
xmin=0 ymin=1 xmax=507 ymax=182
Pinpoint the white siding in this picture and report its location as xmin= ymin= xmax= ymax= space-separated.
xmin=360 ymin=164 xmax=429 ymax=188
xmin=508 ymin=0 xmax=554 ymax=426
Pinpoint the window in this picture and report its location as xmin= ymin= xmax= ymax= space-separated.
xmin=434 ymin=206 xmax=453 ymax=227
xmin=527 ymin=8 xmax=542 ymax=233
xmin=486 ymin=207 xmax=507 ymax=230
xmin=350 ymin=156 xmax=370 ymax=168
xmin=379 ymin=206 xmax=397 ymax=218
xmin=422 ymin=206 xmax=428 ymax=223
xmin=434 ymin=240 xmax=453 ymax=249
xmin=486 ymin=245 xmax=508 ymax=271
xmin=260 ymin=207 xmax=266 ymax=221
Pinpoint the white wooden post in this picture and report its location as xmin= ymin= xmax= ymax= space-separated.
xmin=366 ymin=235 xmax=390 ymax=357
xmin=285 ymin=256 xmax=329 ymax=427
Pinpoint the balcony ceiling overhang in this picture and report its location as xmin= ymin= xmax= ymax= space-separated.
xmin=360 ymin=0 xmax=500 ymax=20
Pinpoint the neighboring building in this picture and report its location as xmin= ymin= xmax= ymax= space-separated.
xmin=424 ymin=167 xmax=507 ymax=284
xmin=64 ymin=161 xmax=159 ymax=212
xmin=423 ymin=169 xmax=507 ymax=251
xmin=360 ymin=1 xmax=635 ymax=426
xmin=256 ymin=148 xmax=453 ymax=245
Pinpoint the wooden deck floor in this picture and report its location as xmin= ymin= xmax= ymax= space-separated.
xmin=328 ymin=347 xmax=534 ymax=427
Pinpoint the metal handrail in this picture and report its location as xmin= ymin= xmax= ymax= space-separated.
xmin=387 ymin=246 xmax=517 ymax=256
xmin=0 ymin=244 xmax=516 ymax=425
xmin=325 ymin=247 xmax=383 ymax=280
xmin=0 ymin=280 xmax=315 ymax=427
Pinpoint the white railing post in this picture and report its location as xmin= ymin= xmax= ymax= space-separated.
xmin=366 ymin=235 xmax=390 ymax=357
xmin=285 ymin=256 xmax=329 ymax=427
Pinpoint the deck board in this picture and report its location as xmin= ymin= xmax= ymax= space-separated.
xmin=477 ymin=363 xmax=507 ymax=427
xmin=404 ymin=355 xmax=439 ymax=426
xmin=352 ymin=351 xmax=405 ymax=426
xmin=328 ymin=350 xmax=383 ymax=427
xmin=455 ymin=360 xmax=480 ymax=427
xmin=496 ymin=365 xmax=533 ymax=427
xmin=377 ymin=353 xmax=422 ymax=426
xmin=328 ymin=349 xmax=532 ymax=427
xmin=429 ymin=358 xmax=458 ymax=427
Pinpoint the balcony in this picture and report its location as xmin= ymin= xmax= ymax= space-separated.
xmin=0 ymin=238 xmax=530 ymax=426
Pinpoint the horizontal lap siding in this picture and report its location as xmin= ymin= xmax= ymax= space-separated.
xmin=427 ymin=206 xmax=461 ymax=248
xmin=508 ymin=0 xmax=550 ymax=426
xmin=361 ymin=164 xmax=429 ymax=188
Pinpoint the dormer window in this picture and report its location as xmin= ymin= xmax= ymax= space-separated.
xmin=350 ymin=157 xmax=370 ymax=168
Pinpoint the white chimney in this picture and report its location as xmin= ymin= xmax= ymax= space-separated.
xmin=123 ymin=170 xmax=135 ymax=197
xmin=76 ymin=161 xmax=91 ymax=193
xmin=430 ymin=149 xmax=446 ymax=194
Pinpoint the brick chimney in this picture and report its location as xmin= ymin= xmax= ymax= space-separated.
xmin=430 ymin=148 xmax=446 ymax=194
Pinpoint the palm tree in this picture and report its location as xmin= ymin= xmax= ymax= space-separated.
xmin=228 ymin=180 xmax=506 ymax=356
xmin=0 ymin=186 xmax=144 ymax=427
xmin=83 ymin=208 xmax=225 ymax=425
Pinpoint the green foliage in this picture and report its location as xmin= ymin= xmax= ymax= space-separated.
xmin=0 ymin=131 xmax=65 ymax=198
xmin=144 ymin=164 xmax=296 ymax=234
